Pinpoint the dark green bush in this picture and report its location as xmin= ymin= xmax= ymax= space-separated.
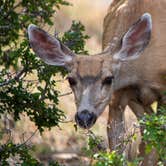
xmin=140 ymin=106 xmax=166 ymax=164
xmin=0 ymin=0 xmax=89 ymax=164
xmin=0 ymin=0 xmax=89 ymax=132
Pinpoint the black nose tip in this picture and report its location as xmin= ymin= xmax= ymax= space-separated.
xmin=75 ymin=110 xmax=97 ymax=129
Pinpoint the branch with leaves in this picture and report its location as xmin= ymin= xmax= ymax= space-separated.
xmin=0 ymin=0 xmax=90 ymax=164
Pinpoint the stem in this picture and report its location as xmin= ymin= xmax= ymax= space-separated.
xmin=59 ymin=91 xmax=72 ymax=97
xmin=0 ymin=68 xmax=26 ymax=87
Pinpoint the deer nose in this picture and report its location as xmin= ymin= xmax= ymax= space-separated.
xmin=75 ymin=110 xmax=97 ymax=129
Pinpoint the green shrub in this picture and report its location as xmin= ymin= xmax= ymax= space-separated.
xmin=83 ymin=105 xmax=166 ymax=166
xmin=140 ymin=106 xmax=166 ymax=164
xmin=0 ymin=0 xmax=89 ymax=164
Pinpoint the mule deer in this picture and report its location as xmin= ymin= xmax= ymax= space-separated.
xmin=102 ymin=0 xmax=166 ymax=164
xmin=27 ymin=0 xmax=166 ymax=164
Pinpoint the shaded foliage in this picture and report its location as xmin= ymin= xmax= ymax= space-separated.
xmin=140 ymin=106 xmax=166 ymax=164
xmin=0 ymin=141 xmax=60 ymax=165
xmin=83 ymin=105 xmax=166 ymax=166
xmin=0 ymin=0 xmax=89 ymax=164
xmin=0 ymin=0 xmax=89 ymax=132
xmin=0 ymin=141 xmax=42 ymax=165
xmin=61 ymin=21 xmax=90 ymax=54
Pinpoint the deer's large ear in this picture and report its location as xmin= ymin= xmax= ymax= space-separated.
xmin=28 ymin=24 xmax=75 ymax=66
xmin=114 ymin=13 xmax=152 ymax=61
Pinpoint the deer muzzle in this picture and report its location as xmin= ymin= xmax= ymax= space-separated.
xmin=75 ymin=110 xmax=97 ymax=129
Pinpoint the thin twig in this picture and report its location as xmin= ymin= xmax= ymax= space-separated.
xmin=22 ymin=79 xmax=39 ymax=83
xmin=0 ymin=68 xmax=26 ymax=87
xmin=39 ymin=82 xmax=49 ymax=101
xmin=59 ymin=119 xmax=74 ymax=123
xmin=13 ymin=2 xmax=22 ymax=10
xmin=59 ymin=91 xmax=72 ymax=97
xmin=17 ymin=128 xmax=38 ymax=147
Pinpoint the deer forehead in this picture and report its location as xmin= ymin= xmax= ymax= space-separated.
xmin=73 ymin=56 xmax=108 ymax=78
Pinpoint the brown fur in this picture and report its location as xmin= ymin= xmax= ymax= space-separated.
xmin=103 ymin=0 xmax=166 ymax=92
xmin=76 ymin=56 xmax=103 ymax=78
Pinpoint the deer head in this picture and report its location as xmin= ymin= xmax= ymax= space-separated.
xmin=28 ymin=13 xmax=152 ymax=129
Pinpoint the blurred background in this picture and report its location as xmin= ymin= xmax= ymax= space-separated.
xmin=54 ymin=0 xmax=111 ymax=54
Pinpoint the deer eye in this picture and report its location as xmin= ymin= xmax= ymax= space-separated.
xmin=67 ymin=77 xmax=77 ymax=86
xmin=102 ymin=76 xmax=114 ymax=85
